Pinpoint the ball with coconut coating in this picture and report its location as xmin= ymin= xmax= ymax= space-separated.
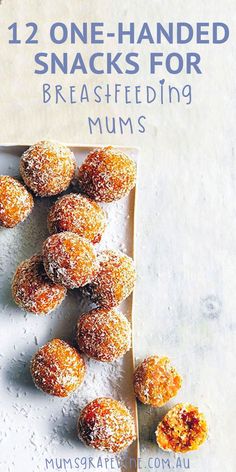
xmin=156 ymin=403 xmax=208 ymax=453
xmin=31 ymin=338 xmax=86 ymax=397
xmin=20 ymin=141 xmax=76 ymax=197
xmin=0 ymin=175 xmax=33 ymax=228
xmin=12 ymin=255 xmax=66 ymax=315
xmin=47 ymin=193 xmax=106 ymax=244
xmin=134 ymin=356 xmax=182 ymax=407
xmin=42 ymin=232 xmax=98 ymax=289
xmin=76 ymin=307 xmax=131 ymax=362
xmin=88 ymin=250 xmax=136 ymax=308
xmin=78 ymin=146 xmax=136 ymax=202
xmin=78 ymin=397 xmax=136 ymax=452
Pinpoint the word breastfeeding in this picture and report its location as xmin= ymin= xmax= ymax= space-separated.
xmin=42 ymin=80 xmax=192 ymax=135
xmin=8 ymin=21 xmax=229 ymax=76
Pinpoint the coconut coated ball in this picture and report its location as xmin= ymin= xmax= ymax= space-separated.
xmin=42 ymin=232 xmax=98 ymax=289
xmin=0 ymin=175 xmax=33 ymax=228
xmin=134 ymin=356 xmax=182 ymax=407
xmin=20 ymin=141 xmax=76 ymax=197
xmin=78 ymin=146 xmax=136 ymax=202
xmin=47 ymin=193 xmax=106 ymax=244
xmin=76 ymin=307 xmax=131 ymax=362
xmin=12 ymin=255 xmax=66 ymax=315
xmin=88 ymin=250 xmax=136 ymax=308
xmin=156 ymin=403 xmax=208 ymax=453
xmin=31 ymin=338 xmax=86 ymax=397
xmin=78 ymin=398 xmax=136 ymax=452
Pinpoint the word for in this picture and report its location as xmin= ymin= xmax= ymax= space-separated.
xmin=35 ymin=52 xmax=201 ymax=75
xmin=42 ymin=81 xmax=192 ymax=105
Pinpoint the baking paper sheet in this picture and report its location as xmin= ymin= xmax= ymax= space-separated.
xmin=0 ymin=145 xmax=138 ymax=472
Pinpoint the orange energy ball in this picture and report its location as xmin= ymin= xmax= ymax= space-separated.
xmin=20 ymin=141 xmax=76 ymax=197
xmin=76 ymin=307 xmax=131 ymax=362
xmin=12 ymin=255 xmax=66 ymax=315
xmin=0 ymin=175 xmax=33 ymax=228
xmin=78 ymin=146 xmax=136 ymax=202
xmin=78 ymin=398 xmax=136 ymax=452
xmin=31 ymin=339 xmax=86 ymax=397
xmin=89 ymin=250 xmax=136 ymax=308
xmin=47 ymin=193 xmax=106 ymax=244
xmin=134 ymin=356 xmax=182 ymax=407
xmin=42 ymin=232 xmax=98 ymax=289
xmin=156 ymin=403 xmax=208 ymax=453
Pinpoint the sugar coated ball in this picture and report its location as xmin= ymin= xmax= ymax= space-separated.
xmin=20 ymin=141 xmax=76 ymax=197
xmin=0 ymin=175 xmax=33 ymax=228
xmin=78 ymin=398 xmax=136 ymax=452
xmin=88 ymin=250 xmax=136 ymax=308
xmin=134 ymin=356 xmax=182 ymax=407
xmin=47 ymin=193 xmax=106 ymax=244
xmin=12 ymin=255 xmax=66 ymax=315
xmin=156 ymin=403 xmax=208 ymax=453
xmin=42 ymin=232 xmax=98 ymax=289
xmin=76 ymin=307 xmax=131 ymax=362
xmin=78 ymin=146 xmax=136 ymax=202
xmin=31 ymin=338 xmax=86 ymax=397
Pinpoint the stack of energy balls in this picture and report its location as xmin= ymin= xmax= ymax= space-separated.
xmin=0 ymin=141 xmax=208 ymax=455
xmin=5 ymin=141 xmax=137 ymax=453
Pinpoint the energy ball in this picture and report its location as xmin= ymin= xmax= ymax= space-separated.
xmin=134 ymin=356 xmax=182 ymax=407
xmin=88 ymin=250 xmax=136 ymax=308
xmin=20 ymin=141 xmax=76 ymax=197
xmin=156 ymin=403 xmax=208 ymax=453
xmin=76 ymin=307 xmax=131 ymax=362
xmin=42 ymin=232 xmax=98 ymax=289
xmin=0 ymin=175 xmax=33 ymax=228
xmin=47 ymin=193 xmax=106 ymax=244
xmin=12 ymin=255 xmax=66 ymax=315
xmin=31 ymin=338 xmax=86 ymax=397
xmin=78 ymin=398 xmax=136 ymax=452
xmin=78 ymin=146 xmax=136 ymax=202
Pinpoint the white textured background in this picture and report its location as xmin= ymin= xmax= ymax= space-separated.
xmin=0 ymin=1 xmax=236 ymax=471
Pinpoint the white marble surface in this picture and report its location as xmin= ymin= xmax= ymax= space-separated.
xmin=1 ymin=144 xmax=235 ymax=472
xmin=134 ymin=146 xmax=236 ymax=472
